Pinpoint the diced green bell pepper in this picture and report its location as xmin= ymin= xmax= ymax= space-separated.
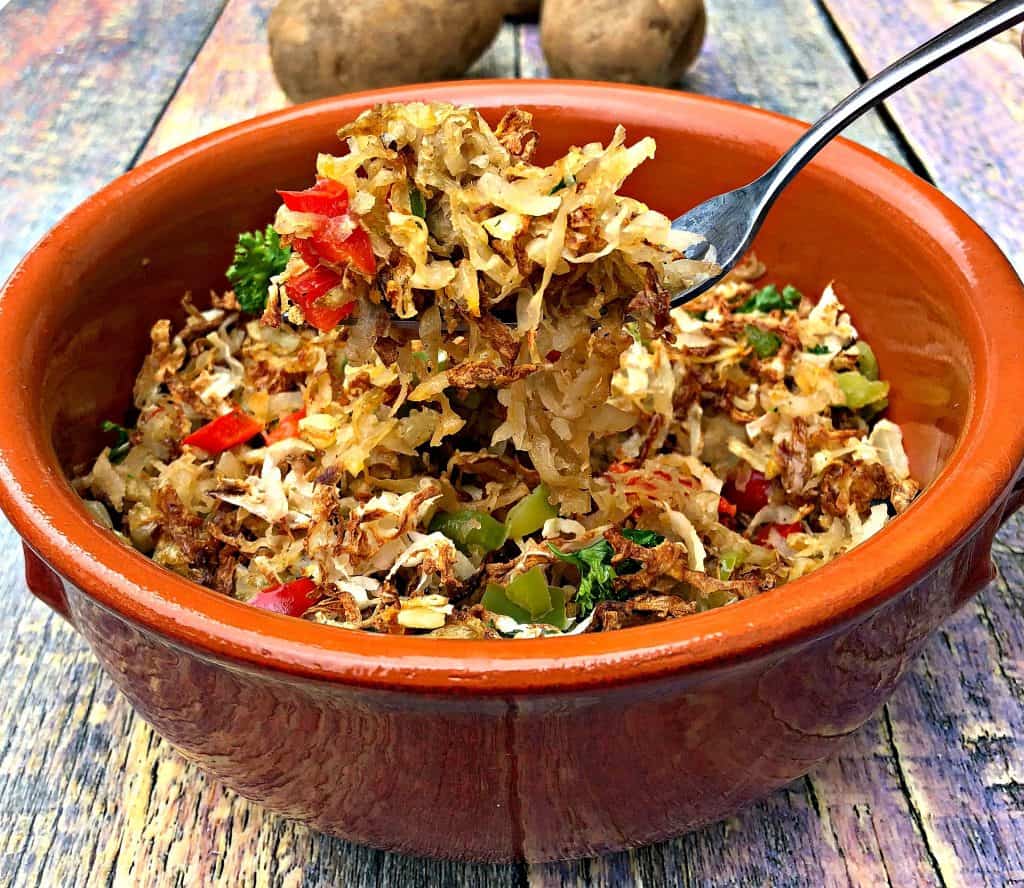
xmin=482 ymin=569 xmax=568 ymax=628
xmin=540 ymin=587 xmax=568 ymax=630
xmin=505 ymin=566 xmax=552 ymax=618
xmin=718 ymin=549 xmax=742 ymax=580
xmin=736 ymin=283 xmax=802 ymax=314
xmin=505 ymin=484 xmax=558 ymax=539
xmin=836 ymin=371 xmax=889 ymax=410
xmin=855 ymin=341 xmax=880 ymax=380
xmin=482 ymin=583 xmax=532 ymax=624
xmin=695 ymin=588 xmax=739 ymax=612
xmin=429 ymin=509 xmax=507 ymax=558
xmin=862 ymin=397 xmax=889 ymax=422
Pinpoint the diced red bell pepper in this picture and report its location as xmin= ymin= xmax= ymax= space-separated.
xmin=293 ymin=220 xmax=375 ymax=277
xmin=277 ymin=177 xmax=349 ymax=216
xmin=303 ymin=300 xmax=356 ymax=332
xmin=264 ymin=408 xmax=307 ymax=445
xmin=183 ymin=408 xmax=263 ymax=454
xmin=753 ymin=522 xmax=803 ymax=547
xmin=718 ymin=497 xmax=737 ymax=519
xmin=723 ymin=469 xmax=771 ymax=514
xmin=292 ymin=237 xmax=322 ymax=269
xmin=606 ymin=461 xmax=635 ymax=475
xmin=308 ymin=219 xmax=376 ymax=276
xmin=249 ymin=577 xmax=320 ymax=617
xmin=285 ymin=265 xmax=342 ymax=307
xmin=284 ymin=265 xmax=356 ymax=331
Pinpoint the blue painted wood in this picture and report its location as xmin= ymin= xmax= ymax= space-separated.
xmin=824 ymin=0 xmax=1024 ymax=274
xmin=0 ymin=0 xmax=228 ymax=281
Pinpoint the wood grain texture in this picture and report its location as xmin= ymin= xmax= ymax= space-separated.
xmin=520 ymin=0 xmax=904 ymax=163
xmin=140 ymin=4 xmax=519 ymax=165
xmin=137 ymin=0 xmax=284 ymax=164
xmin=0 ymin=0 xmax=228 ymax=281
xmin=680 ymin=1 xmax=905 ymax=163
xmin=0 ymin=1 xmax=1022 ymax=886
xmin=822 ymin=0 xmax=1024 ymax=272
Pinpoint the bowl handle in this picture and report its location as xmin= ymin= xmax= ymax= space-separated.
xmin=23 ymin=544 xmax=74 ymax=625
xmin=1002 ymin=474 xmax=1024 ymax=523
xmin=955 ymin=475 xmax=1024 ymax=609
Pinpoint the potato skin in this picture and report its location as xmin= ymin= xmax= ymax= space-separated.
xmin=269 ymin=0 xmax=504 ymax=102
xmin=541 ymin=0 xmax=706 ymax=87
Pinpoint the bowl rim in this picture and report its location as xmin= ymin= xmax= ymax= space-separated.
xmin=1 ymin=79 xmax=1022 ymax=694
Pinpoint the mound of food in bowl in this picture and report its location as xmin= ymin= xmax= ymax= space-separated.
xmin=74 ymin=101 xmax=919 ymax=638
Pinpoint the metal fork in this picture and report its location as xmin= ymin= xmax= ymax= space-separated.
xmin=671 ymin=0 xmax=1024 ymax=306
xmin=375 ymin=1 xmax=1023 ymax=333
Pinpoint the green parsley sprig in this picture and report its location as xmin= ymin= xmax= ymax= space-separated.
xmin=736 ymin=283 xmax=802 ymax=314
xmin=226 ymin=226 xmax=291 ymax=314
xmin=549 ymin=528 xmax=665 ymax=616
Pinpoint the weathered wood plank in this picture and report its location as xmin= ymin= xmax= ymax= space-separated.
xmin=822 ymin=0 xmax=1024 ymax=271
xmin=138 ymin=0 xmax=284 ymax=164
xmin=517 ymin=21 xmax=549 ymax=79
xmin=141 ymin=0 xmax=517 ymax=165
xmin=468 ymin=21 xmax=519 ymax=81
xmin=683 ymin=3 xmax=906 ymax=163
xmin=519 ymin=4 xmax=904 ymax=163
xmin=878 ymin=526 xmax=1024 ymax=887
xmin=0 ymin=0 xmax=228 ymax=281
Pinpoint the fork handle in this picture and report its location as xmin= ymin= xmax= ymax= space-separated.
xmin=761 ymin=0 xmax=1024 ymax=201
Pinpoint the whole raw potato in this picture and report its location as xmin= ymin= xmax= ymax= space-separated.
xmin=541 ymin=0 xmax=706 ymax=86
xmin=269 ymin=0 xmax=504 ymax=102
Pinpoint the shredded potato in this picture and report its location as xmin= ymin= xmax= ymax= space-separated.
xmin=74 ymin=103 xmax=918 ymax=639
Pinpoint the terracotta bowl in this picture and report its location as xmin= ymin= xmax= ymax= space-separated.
xmin=1 ymin=81 xmax=1023 ymax=862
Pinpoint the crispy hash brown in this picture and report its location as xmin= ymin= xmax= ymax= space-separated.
xmin=74 ymin=102 xmax=917 ymax=638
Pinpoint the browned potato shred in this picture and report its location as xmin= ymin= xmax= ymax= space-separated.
xmin=74 ymin=102 xmax=917 ymax=639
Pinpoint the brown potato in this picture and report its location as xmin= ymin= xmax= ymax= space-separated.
xmin=269 ymin=0 xmax=504 ymax=102
xmin=541 ymin=0 xmax=706 ymax=87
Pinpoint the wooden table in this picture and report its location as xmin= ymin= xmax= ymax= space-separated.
xmin=1 ymin=2 xmax=1022 ymax=885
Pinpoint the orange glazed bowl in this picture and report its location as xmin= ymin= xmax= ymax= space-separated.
xmin=1 ymin=81 xmax=1023 ymax=862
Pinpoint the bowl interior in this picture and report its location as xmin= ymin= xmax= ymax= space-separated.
xmin=40 ymin=94 xmax=969 ymax=484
